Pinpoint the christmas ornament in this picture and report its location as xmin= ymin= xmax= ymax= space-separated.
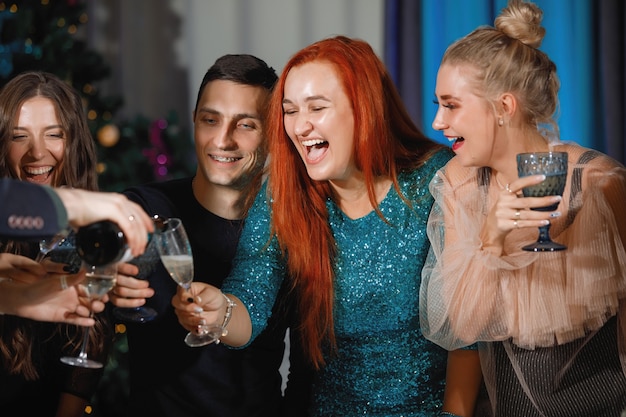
xmin=97 ymin=124 xmax=120 ymax=147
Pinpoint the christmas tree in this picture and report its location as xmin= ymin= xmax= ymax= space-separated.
xmin=0 ymin=1 xmax=196 ymax=416
xmin=0 ymin=0 xmax=196 ymax=192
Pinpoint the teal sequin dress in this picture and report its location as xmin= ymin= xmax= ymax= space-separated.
xmin=222 ymin=149 xmax=453 ymax=417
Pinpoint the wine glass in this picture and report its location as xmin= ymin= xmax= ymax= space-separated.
xmin=516 ymin=151 xmax=568 ymax=251
xmin=48 ymin=232 xmax=82 ymax=274
xmin=112 ymin=236 xmax=160 ymax=323
xmin=35 ymin=228 xmax=70 ymax=263
xmin=156 ymin=218 xmax=223 ymax=347
xmin=60 ymin=262 xmax=118 ymax=368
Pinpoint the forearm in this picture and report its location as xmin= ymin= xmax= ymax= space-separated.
xmin=218 ymin=294 xmax=252 ymax=347
xmin=0 ymin=180 xmax=67 ymax=239
xmin=442 ymin=349 xmax=482 ymax=417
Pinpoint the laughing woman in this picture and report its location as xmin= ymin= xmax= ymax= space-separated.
xmin=0 ymin=71 xmax=111 ymax=417
xmin=420 ymin=1 xmax=626 ymax=416
xmin=173 ymin=36 xmax=482 ymax=417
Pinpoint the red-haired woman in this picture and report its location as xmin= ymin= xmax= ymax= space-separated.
xmin=174 ymin=36 xmax=481 ymax=417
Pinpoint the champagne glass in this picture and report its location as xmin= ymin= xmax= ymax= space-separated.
xmin=517 ymin=152 xmax=568 ymax=251
xmin=60 ymin=262 xmax=118 ymax=368
xmin=35 ymin=228 xmax=70 ymax=263
xmin=156 ymin=218 xmax=223 ymax=347
xmin=48 ymin=232 xmax=82 ymax=274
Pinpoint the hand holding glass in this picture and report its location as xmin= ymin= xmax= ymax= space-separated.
xmin=156 ymin=218 xmax=224 ymax=347
xmin=112 ymin=214 xmax=167 ymax=323
xmin=112 ymin=237 xmax=160 ymax=323
xmin=516 ymin=152 xmax=568 ymax=251
xmin=60 ymin=262 xmax=117 ymax=368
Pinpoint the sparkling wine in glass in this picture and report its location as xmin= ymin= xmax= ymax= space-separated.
xmin=60 ymin=262 xmax=117 ymax=369
xmin=156 ymin=218 xmax=223 ymax=347
xmin=517 ymin=151 xmax=568 ymax=251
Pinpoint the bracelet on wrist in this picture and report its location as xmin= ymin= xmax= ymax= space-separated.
xmin=215 ymin=293 xmax=236 ymax=343
xmin=440 ymin=412 xmax=463 ymax=417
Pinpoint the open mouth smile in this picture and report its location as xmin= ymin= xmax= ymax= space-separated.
xmin=23 ymin=166 xmax=54 ymax=183
xmin=301 ymin=139 xmax=328 ymax=162
xmin=450 ymin=136 xmax=465 ymax=151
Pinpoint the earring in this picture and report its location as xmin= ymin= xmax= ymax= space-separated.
xmin=498 ymin=118 xmax=504 ymax=127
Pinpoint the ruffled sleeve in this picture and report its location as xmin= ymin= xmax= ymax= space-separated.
xmin=420 ymin=153 xmax=626 ymax=351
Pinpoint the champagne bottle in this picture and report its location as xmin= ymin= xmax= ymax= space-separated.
xmin=75 ymin=221 xmax=132 ymax=266
xmin=75 ymin=215 xmax=166 ymax=266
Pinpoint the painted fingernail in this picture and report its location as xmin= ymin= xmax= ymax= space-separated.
xmin=550 ymin=212 xmax=561 ymax=218
xmin=193 ymin=306 xmax=203 ymax=313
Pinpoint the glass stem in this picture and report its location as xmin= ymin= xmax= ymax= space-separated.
xmin=77 ymin=314 xmax=93 ymax=360
xmin=34 ymin=250 xmax=48 ymax=263
xmin=536 ymin=224 xmax=553 ymax=244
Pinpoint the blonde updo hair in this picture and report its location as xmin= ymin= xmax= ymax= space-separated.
xmin=441 ymin=0 xmax=560 ymax=137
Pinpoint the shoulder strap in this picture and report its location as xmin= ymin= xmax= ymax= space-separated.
xmin=565 ymin=150 xmax=601 ymax=226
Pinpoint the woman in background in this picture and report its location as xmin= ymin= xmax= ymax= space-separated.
xmin=0 ymin=71 xmax=112 ymax=417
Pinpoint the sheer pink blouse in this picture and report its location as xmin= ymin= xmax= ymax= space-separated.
xmin=420 ymin=143 xmax=626 ymax=356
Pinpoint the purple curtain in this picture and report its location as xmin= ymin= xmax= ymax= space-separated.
xmin=596 ymin=0 xmax=626 ymax=163
xmin=383 ymin=0 xmax=424 ymax=130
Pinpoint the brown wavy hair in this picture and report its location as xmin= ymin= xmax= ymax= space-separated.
xmin=0 ymin=71 xmax=106 ymax=380
xmin=266 ymin=36 xmax=445 ymax=368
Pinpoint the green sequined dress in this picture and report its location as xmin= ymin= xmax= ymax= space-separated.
xmin=222 ymin=149 xmax=453 ymax=417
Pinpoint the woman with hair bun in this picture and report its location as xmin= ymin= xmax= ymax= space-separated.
xmin=421 ymin=0 xmax=626 ymax=416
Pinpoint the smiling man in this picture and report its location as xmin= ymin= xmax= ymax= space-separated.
xmin=109 ymin=55 xmax=308 ymax=417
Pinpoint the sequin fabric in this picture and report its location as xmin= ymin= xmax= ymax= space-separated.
xmin=223 ymin=149 xmax=453 ymax=416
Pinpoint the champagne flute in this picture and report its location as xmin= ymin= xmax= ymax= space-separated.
xmin=516 ymin=151 xmax=568 ymax=251
xmin=60 ymin=262 xmax=117 ymax=368
xmin=156 ymin=218 xmax=223 ymax=347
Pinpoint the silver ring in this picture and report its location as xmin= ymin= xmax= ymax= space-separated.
xmin=60 ymin=275 xmax=68 ymax=290
xmin=128 ymin=215 xmax=135 ymax=222
xmin=513 ymin=220 xmax=519 ymax=228
xmin=514 ymin=210 xmax=521 ymax=220
xmin=505 ymin=184 xmax=513 ymax=194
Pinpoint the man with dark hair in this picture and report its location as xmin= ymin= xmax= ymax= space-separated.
xmin=110 ymin=55 xmax=309 ymax=416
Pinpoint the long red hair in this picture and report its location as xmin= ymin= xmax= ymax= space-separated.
xmin=266 ymin=36 xmax=444 ymax=368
